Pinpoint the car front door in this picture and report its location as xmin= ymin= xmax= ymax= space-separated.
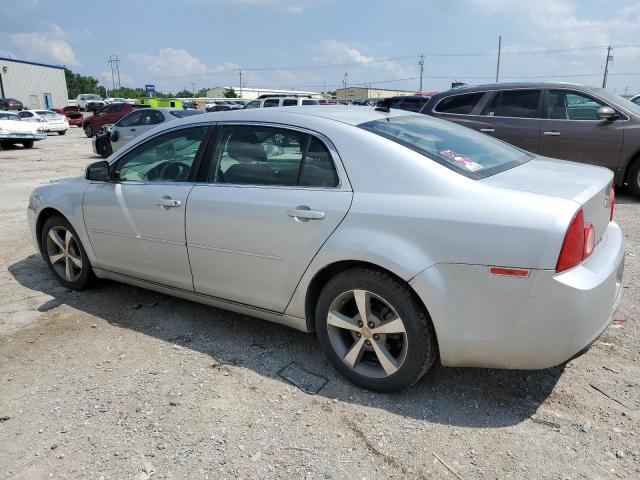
xmin=538 ymin=89 xmax=624 ymax=169
xmin=186 ymin=124 xmax=352 ymax=312
xmin=112 ymin=111 xmax=143 ymax=150
xmin=478 ymin=89 xmax=543 ymax=153
xmin=83 ymin=125 xmax=210 ymax=290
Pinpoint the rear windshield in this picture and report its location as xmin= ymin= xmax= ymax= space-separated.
xmin=359 ymin=115 xmax=531 ymax=179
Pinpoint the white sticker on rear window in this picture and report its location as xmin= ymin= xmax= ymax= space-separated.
xmin=438 ymin=149 xmax=483 ymax=172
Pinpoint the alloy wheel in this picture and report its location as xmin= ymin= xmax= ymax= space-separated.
xmin=45 ymin=226 xmax=83 ymax=282
xmin=326 ymin=289 xmax=408 ymax=379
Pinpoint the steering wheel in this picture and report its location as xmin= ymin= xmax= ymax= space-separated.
xmin=156 ymin=161 xmax=190 ymax=181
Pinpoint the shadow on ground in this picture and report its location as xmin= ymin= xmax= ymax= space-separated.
xmin=9 ymin=254 xmax=565 ymax=428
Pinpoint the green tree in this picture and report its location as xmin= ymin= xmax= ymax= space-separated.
xmin=65 ymin=68 xmax=101 ymax=99
xmin=196 ymin=87 xmax=210 ymax=97
xmin=223 ymin=88 xmax=238 ymax=98
xmin=175 ymin=89 xmax=194 ymax=98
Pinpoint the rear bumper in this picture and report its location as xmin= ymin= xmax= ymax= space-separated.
xmin=0 ymin=132 xmax=47 ymax=141
xmin=410 ymin=221 xmax=624 ymax=369
xmin=46 ymin=123 xmax=69 ymax=132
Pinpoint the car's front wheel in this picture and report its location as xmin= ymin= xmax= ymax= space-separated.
xmin=22 ymin=140 xmax=34 ymax=148
xmin=84 ymin=125 xmax=94 ymax=138
xmin=96 ymin=138 xmax=113 ymax=158
xmin=627 ymin=158 xmax=640 ymax=199
xmin=58 ymin=130 xmax=66 ymax=136
xmin=315 ymin=267 xmax=437 ymax=392
xmin=41 ymin=216 xmax=95 ymax=290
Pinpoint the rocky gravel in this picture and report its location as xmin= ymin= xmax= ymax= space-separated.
xmin=1 ymin=127 xmax=639 ymax=479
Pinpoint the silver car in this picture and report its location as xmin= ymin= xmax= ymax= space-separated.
xmin=27 ymin=107 xmax=624 ymax=391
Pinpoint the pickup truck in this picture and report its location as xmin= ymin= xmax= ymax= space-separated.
xmin=82 ymin=103 xmax=148 ymax=138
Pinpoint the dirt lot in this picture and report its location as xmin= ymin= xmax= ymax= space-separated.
xmin=0 ymin=127 xmax=639 ymax=479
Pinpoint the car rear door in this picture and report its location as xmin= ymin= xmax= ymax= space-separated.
xmin=538 ymin=89 xmax=623 ymax=169
xmin=186 ymin=124 xmax=352 ymax=313
xmin=478 ymin=89 xmax=543 ymax=153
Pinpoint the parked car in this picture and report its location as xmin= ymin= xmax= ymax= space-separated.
xmin=630 ymin=94 xmax=640 ymax=106
xmin=105 ymin=97 xmax=126 ymax=104
xmin=421 ymin=82 xmax=640 ymax=197
xmin=206 ymin=104 xmax=233 ymax=112
xmin=244 ymin=97 xmax=320 ymax=108
xmin=82 ymin=103 xmax=149 ymax=138
xmin=92 ymin=107 xmax=204 ymax=157
xmin=76 ymin=94 xmax=105 ymax=112
xmin=28 ymin=107 xmax=623 ymax=392
xmin=0 ymin=98 xmax=24 ymax=111
xmin=52 ymin=106 xmax=83 ymax=127
xmin=0 ymin=110 xmax=46 ymax=149
xmin=380 ymin=95 xmax=431 ymax=112
xmin=18 ymin=109 xmax=69 ymax=135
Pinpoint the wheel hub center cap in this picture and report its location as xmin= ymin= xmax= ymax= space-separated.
xmin=361 ymin=326 xmax=373 ymax=340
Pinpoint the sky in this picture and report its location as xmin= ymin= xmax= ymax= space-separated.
xmin=1 ymin=0 xmax=639 ymax=96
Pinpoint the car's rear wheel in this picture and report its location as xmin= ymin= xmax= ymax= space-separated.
xmin=96 ymin=138 xmax=113 ymax=158
xmin=58 ymin=130 xmax=66 ymax=136
xmin=84 ymin=125 xmax=94 ymax=138
xmin=22 ymin=140 xmax=34 ymax=148
xmin=315 ymin=267 xmax=437 ymax=392
xmin=627 ymin=158 xmax=640 ymax=199
xmin=41 ymin=216 xmax=95 ymax=290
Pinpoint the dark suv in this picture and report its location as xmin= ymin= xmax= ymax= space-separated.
xmin=421 ymin=82 xmax=640 ymax=197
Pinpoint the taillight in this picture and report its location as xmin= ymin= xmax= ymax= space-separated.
xmin=583 ymin=223 xmax=595 ymax=259
xmin=556 ymin=209 xmax=585 ymax=272
xmin=609 ymin=183 xmax=615 ymax=221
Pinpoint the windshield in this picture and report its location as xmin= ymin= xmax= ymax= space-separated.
xmin=169 ymin=110 xmax=204 ymax=118
xmin=596 ymin=88 xmax=640 ymax=116
xmin=86 ymin=95 xmax=101 ymax=101
xmin=359 ymin=115 xmax=531 ymax=179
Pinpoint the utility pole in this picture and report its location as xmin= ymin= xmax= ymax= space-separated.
xmin=108 ymin=55 xmax=121 ymax=90
xmin=418 ymin=53 xmax=424 ymax=92
xmin=191 ymin=82 xmax=196 ymax=98
xmin=343 ymin=72 xmax=348 ymax=100
xmin=495 ymin=36 xmax=502 ymax=83
xmin=602 ymin=46 xmax=613 ymax=89
xmin=239 ymin=69 xmax=243 ymax=98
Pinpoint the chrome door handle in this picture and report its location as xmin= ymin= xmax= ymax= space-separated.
xmin=287 ymin=206 xmax=325 ymax=221
xmin=157 ymin=197 xmax=182 ymax=209
xmin=479 ymin=128 xmax=495 ymax=133
xmin=543 ymin=131 xmax=561 ymax=136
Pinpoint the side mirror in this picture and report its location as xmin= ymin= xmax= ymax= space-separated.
xmin=597 ymin=106 xmax=617 ymax=121
xmin=86 ymin=160 xmax=111 ymax=181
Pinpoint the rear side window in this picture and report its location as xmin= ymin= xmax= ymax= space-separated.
xmin=434 ymin=92 xmax=484 ymax=114
xmin=483 ymin=90 xmax=541 ymax=118
xmin=282 ymin=99 xmax=298 ymax=106
xmin=208 ymin=125 xmax=338 ymax=187
xmin=302 ymin=99 xmax=319 ymax=105
xmin=263 ymin=99 xmax=279 ymax=108
xmin=359 ymin=115 xmax=531 ymax=179
xmin=397 ymin=97 xmax=428 ymax=112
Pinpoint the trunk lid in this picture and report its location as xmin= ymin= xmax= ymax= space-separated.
xmin=482 ymin=156 xmax=613 ymax=243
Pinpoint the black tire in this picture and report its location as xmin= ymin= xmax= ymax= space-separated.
xmin=22 ymin=140 xmax=34 ymax=149
xmin=315 ymin=267 xmax=437 ymax=392
xmin=627 ymin=158 xmax=640 ymax=199
xmin=84 ymin=125 xmax=94 ymax=138
xmin=96 ymin=138 xmax=113 ymax=158
xmin=41 ymin=215 xmax=95 ymax=290
xmin=58 ymin=130 xmax=66 ymax=136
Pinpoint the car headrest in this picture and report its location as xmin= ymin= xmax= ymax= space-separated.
xmin=227 ymin=130 xmax=266 ymax=163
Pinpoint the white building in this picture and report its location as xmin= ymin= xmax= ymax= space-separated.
xmin=206 ymin=86 xmax=322 ymax=100
xmin=0 ymin=57 xmax=68 ymax=109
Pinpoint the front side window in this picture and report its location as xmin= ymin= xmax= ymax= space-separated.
xmin=114 ymin=127 xmax=207 ymax=182
xmin=434 ymin=92 xmax=484 ymax=114
xmin=18 ymin=111 xmax=33 ymax=118
xmin=208 ymin=125 xmax=338 ymax=187
xmin=139 ymin=110 xmax=165 ymax=125
xmin=117 ymin=111 xmax=142 ymax=127
xmin=359 ymin=115 xmax=531 ymax=179
xmin=244 ymin=101 xmax=261 ymax=109
xmin=548 ymin=90 xmax=605 ymax=120
xmin=483 ymin=90 xmax=541 ymax=118
xmin=263 ymin=99 xmax=279 ymax=108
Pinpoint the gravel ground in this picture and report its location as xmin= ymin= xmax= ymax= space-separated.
xmin=0 ymin=127 xmax=639 ymax=479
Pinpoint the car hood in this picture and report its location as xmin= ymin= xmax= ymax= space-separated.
xmin=49 ymin=176 xmax=85 ymax=185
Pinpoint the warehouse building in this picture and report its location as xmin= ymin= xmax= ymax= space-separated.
xmin=206 ymin=86 xmax=322 ymax=100
xmin=335 ymin=86 xmax=416 ymax=101
xmin=0 ymin=57 xmax=68 ymax=109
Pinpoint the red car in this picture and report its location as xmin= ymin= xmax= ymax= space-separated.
xmin=53 ymin=106 xmax=83 ymax=127
xmin=82 ymin=103 xmax=148 ymax=138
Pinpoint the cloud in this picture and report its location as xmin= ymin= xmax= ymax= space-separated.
xmin=128 ymin=48 xmax=208 ymax=75
xmin=203 ymin=0 xmax=330 ymax=13
xmin=10 ymin=25 xmax=79 ymax=66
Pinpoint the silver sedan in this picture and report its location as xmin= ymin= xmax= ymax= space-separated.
xmin=27 ymin=107 xmax=624 ymax=391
